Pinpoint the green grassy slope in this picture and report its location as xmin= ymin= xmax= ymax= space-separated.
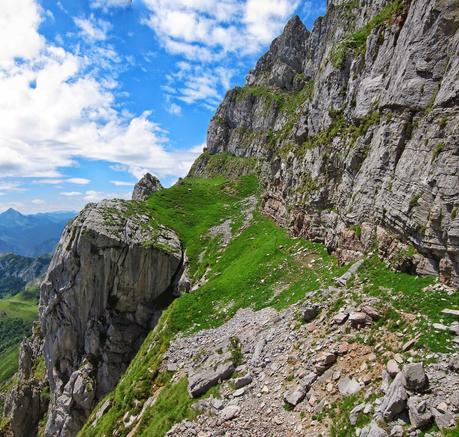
xmin=78 ymin=165 xmax=457 ymax=437
xmin=0 ymin=289 xmax=38 ymax=387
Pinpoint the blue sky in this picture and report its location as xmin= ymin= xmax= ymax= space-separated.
xmin=0 ymin=0 xmax=326 ymax=213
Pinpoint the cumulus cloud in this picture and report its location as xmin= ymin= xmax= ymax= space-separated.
xmin=31 ymin=198 xmax=46 ymax=205
xmin=142 ymin=0 xmax=299 ymax=108
xmin=0 ymin=0 xmax=44 ymax=68
xmin=0 ymin=0 xmax=202 ymax=184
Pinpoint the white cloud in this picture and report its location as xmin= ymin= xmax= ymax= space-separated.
xmin=0 ymin=0 xmax=202 ymax=184
xmin=83 ymin=190 xmax=130 ymax=202
xmin=142 ymin=0 xmax=299 ymax=108
xmin=167 ymin=103 xmax=182 ymax=116
xmin=67 ymin=178 xmax=91 ymax=185
xmin=142 ymin=0 xmax=298 ymax=56
xmin=33 ymin=178 xmax=90 ymax=185
xmin=111 ymin=180 xmax=135 ymax=186
xmin=60 ymin=191 xmax=82 ymax=196
xmin=32 ymin=198 xmax=45 ymax=205
xmin=0 ymin=181 xmax=25 ymax=191
xmin=0 ymin=0 xmax=44 ymax=68
xmin=90 ymin=0 xmax=132 ymax=12
xmin=74 ymin=14 xmax=112 ymax=42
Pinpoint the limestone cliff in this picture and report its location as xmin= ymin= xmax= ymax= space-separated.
xmin=37 ymin=199 xmax=184 ymax=436
xmin=195 ymin=0 xmax=459 ymax=285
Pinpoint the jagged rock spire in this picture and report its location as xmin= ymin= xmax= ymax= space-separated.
xmin=132 ymin=173 xmax=163 ymax=201
xmin=246 ymin=15 xmax=309 ymax=91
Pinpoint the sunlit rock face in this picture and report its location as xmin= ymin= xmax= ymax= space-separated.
xmin=40 ymin=199 xmax=183 ymax=436
xmin=201 ymin=0 xmax=459 ymax=285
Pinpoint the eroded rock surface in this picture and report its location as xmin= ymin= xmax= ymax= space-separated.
xmin=39 ymin=199 xmax=183 ymax=436
xmin=132 ymin=173 xmax=163 ymax=201
xmin=193 ymin=0 xmax=459 ymax=285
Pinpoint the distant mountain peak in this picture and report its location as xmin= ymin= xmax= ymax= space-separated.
xmin=1 ymin=208 xmax=23 ymax=217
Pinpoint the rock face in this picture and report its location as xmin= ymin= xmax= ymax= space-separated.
xmin=194 ymin=0 xmax=459 ymax=285
xmin=132 ymin=173 xmax=163 ymax=201
xmin=3 ymin=324 xmax=49 ymax=437
xmin=39 ymin=199 xmax=183 ymax=436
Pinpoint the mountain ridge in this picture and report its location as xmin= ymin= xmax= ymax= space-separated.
xmin=0 ymin=209 xmax=75 ymax=257
xmin=1 ymin=0 xmax=458 ymax=436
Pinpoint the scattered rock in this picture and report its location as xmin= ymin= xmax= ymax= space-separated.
xmin=441 ymin=309 xmax=459 ymax=317
xmin=234 ymin=374 xmax=253 ymax=389
xmin=360 ymin=421 xmax=388 ymax=437
xmin=302 ymin=304 xmax=320 ymax=322
xmin=380 ymin=373 xmax=408 ymax=421
xmin=302 ymin=372 xmax=318 ymax=390
xmin=338 ymin=376 xmax=363 ymax=396
xmin=361 ymin=305 xmax=380 ymax=320
xmin=349 ymin=311 xmax=371 ymax=329
xmin=188 ymin=360 xmax=235 ymax=397
xmin=219 ymin=405 xmax=241 ymax=422
xmin=436 ymin=401 xmax=448 ymax=414
xmin=433 ymin=323 xmax=448 ymax=331
xmin=432 ymin=407 xmax=455 ymax=430
xmin=284 ymin=385 xmax=306 ymax=406
xmin=314 ymin=352 xmax=336 ymax=374
xmin=336 ymin=260 xmax=364 ymax=287
xmin=333 ymin=312 xmax=349 ymax=325
xmin=448 ymin=354 xmax=459 ymax=372
xmin=402 ymin=334 xmax=421 ymax=352
xmin=386 ymin=360 xmax=400 ymax=378
xmin=390 ymin=425 xmax=404 ymax=437
xmin=407 ymin=396 xmax=433 ymax=429
xmin=349 ymin=403 xmax=365 ymax=425
xmin=402 ymin=363 xmax=428 ymax=392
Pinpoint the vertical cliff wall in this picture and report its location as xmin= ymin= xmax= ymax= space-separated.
xmin=195 ymin=0 xmax=459 ymax=285
xmin=39 ymin=199 xmax=184 ymax=436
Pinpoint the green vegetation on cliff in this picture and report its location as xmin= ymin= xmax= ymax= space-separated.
xmin=331 ymin=0 xmax=408 ymax=68
xmin=80 ymin=163 xmax=349 ymax=437
xmin=0 ymin=290 xmax=38 ymax=385
xmin=81 ymin=156 xmax=457 ymax=436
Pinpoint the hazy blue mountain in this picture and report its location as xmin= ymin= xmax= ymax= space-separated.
xmin=0 ymin=253 xmax=51 ymax=298
xmin=0 ymin=209 xmax=75 ymax=257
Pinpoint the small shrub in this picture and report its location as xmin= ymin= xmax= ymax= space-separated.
xmin=431 ymin=143 xmax=445 ymax=160
xmin=409 ymin=193 xmax=421 ymax=209
xmin=229 ymin=336 xmax=243 ymax=366
xmin=351 ymin=224 xmax=362 ymax=238
xmin=437 ymin=117 xmax=447 ymax=129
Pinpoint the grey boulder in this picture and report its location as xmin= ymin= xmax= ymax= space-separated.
xmin=380 ymin=373 xmax=408 ymax=421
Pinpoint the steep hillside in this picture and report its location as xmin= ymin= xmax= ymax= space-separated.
xmin=195 ymin=0 xmax=459 ymax=286
xmin=1 ymin=0 xmax=458 ymax=436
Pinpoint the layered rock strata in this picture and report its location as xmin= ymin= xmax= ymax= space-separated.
xmin=39 ymin=199 xmax=183 ymax=436
xmin=194 ymin=0 xmax=459 ymax=284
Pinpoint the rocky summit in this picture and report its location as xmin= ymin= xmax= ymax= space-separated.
xmin=1 ymin=0 xmax=458 ymax=436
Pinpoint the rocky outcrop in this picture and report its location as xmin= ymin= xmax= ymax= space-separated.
xmin=2 ymin=324 xmax=49 ymax=437
xmin=132 ymin=173 xmax=162 ymax=201
xmin=39 ymin=199 xmax=183 ymax=436
xmin=198 ymin=0 xmax=459 ymax=285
